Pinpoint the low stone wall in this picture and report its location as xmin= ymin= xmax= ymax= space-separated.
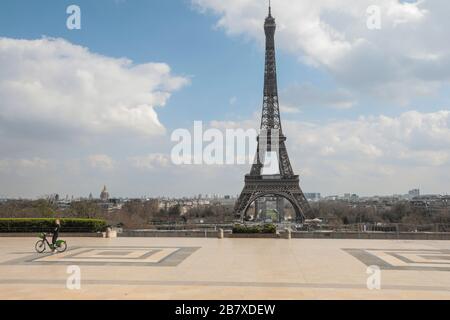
xmin=226 ymin=233 xmax=279 ymax=239
xmin=120 ymin=230 xmax=221 ymax=238
xmin=120 ymin=230 xmax=280 ymax=239
xmin=0 ymin=232 xmax=104 ymax=238
xmin=291 ymin=231 xmax=450 ymax=240
xmin=119 ymin=230 xmax=450 ymax=240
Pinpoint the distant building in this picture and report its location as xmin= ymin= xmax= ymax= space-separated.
xmin=411 ymin=195 xmax=448 ymax=213
xmin=341 ymin=193 xmax=359 ymax=202
xmin=56 ymin=199 xmax=71 ymax=211
xmin=305 ymin=193 xmax=321 ymax=202
xmin=99 ymin=198 xmax=125 ymax=212
xmin=408 ymin=189 xmax=420 ymax=199
xmin=218 ymin=197 xmax=235 ymax=206
xmin=100 ymin=185 xmax=110 ymax=202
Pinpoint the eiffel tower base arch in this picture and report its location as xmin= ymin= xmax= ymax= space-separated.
xmin=234 ymin=175 xmax=309 ymax=223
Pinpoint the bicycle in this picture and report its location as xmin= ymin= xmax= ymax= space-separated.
xmin=35 ymin=233 xmax=67 ymax=253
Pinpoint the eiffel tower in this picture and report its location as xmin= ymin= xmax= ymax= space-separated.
xmin=234 ymin=4 xmax=310 ymax=222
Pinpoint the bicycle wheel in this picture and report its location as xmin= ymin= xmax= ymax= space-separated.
xmin=35 ymin=240 xmax=46 ymax=253
xmin=56 ymin=241 xmax=67 ymax=253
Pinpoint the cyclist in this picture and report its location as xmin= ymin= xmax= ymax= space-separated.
xmin=52 ymin=219 xmax=61 ymax=253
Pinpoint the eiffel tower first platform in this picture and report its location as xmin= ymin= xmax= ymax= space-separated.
xmin=234 ymin=5 xmax=310 ymax=222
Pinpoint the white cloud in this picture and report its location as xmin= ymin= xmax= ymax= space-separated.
xmin=87 ymin=154 xmax=115 ymax=170
xmin=281 ymin=83 xmax=357 ymax=110
xmin=0 ymin=160 xmax=7 ymax=172
xmin=280 ymin=104 xmax=302 ymax=114
xmin=0 ymin=157 xmax=49 ymax=172
xmin=287 ymin=110 xmax=450 ymax=164
xmin=129 ymin=153 xmax=171 ymax=170
xmin=0 ymin=37 xmax=189 ymax=139
xmin=192 ymin=0 xmax=450 ymax=104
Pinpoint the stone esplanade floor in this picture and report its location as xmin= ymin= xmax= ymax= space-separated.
xmin=0 ymin=237 xmax=450 ymax=300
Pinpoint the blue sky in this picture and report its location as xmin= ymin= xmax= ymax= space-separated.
xmin=0 ymin=0 xmax=449 ymax=198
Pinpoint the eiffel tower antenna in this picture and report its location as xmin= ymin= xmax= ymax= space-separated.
xmin=269 ymin=0 xmax=272 ymax=16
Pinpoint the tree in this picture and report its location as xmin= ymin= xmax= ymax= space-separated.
xmin=168 ymin=205 xmax=181 ymax=219
xmin=68 ymin=201 xmax=101 ymax=219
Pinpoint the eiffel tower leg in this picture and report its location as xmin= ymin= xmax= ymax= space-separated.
xmin=292 ymin=191 xmax=311 ymax=222
xmin=261 ymin=199 xmax=267 ymax=221
xmin=234 ymin=190 xmax=253 ymax=221
xmin=278 ymin=141 xmax=294 ymax=177
xmin=276 ymin=197 xmax=284 ymax=222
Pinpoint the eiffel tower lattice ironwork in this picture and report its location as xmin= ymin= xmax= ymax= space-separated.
xmin=234 ymin=5 xmax=310 ymax=222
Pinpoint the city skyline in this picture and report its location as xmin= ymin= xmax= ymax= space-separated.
xmin=1 ymin=0 xmax=450 ymax=198
xmin=0 ymin=185 xmax=441 ymax=202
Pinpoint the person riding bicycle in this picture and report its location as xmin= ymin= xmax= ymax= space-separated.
xmin=52 ymin=219 xmax=61 ymax=252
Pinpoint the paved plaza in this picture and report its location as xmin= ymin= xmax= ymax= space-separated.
xmin=0 ymin=237 xmax=450 ymax=299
